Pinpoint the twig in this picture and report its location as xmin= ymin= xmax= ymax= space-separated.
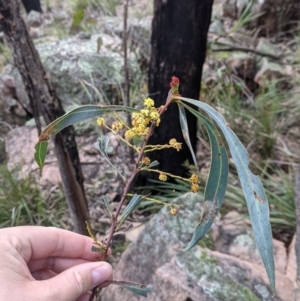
xmin=123 ymin=0 xmax=134 ymax=163
xmin=212 ymin=46 xmax=281 ymax=60
xmin=88 ymin=94 xmax=173 ymax=301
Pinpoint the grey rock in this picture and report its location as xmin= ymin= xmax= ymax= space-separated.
xmin=254 ymin=58 xmax=287 ymax=87
xmin=6 ymin=15 xmax=150 ymax=113
xmin=256 ymin=39 xmax=282 ymax=59
xmin=213 ymin=211 xmax=287 ymax=274
xmin=101 ymin=193 xmax=294 ymax=301
xmin=26 ymin=10 xmax=42 ymax=28
xmin=5 ymin=124 xmax=102 ymax=185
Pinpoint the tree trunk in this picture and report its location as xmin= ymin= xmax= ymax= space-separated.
xmin=0 ymin=0 xmax=89 ymax=235
xmin=147 ymin=0 xmax=213 ymax=180
xmin=295 ymin=164 xmax=300 ymax=281
xmin=21 ymin=0 xmax=42 ymax=13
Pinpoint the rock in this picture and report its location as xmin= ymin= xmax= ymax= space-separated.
xmin=9 ymin=29 xmax=143 ymax=112
xmin=256 ymin=39 xmax=282 ymax=59
xmin=254 ymin=58 xmax=287 ymax=87
xmin=125 ymin=222 xmax=145 ymax=242
xmin=35 ymin=34 xmax=129 ymax=106
xmin=209 ymin=19 xmax=227 ymax=37
xmin=153 ymin=249 xmax=294 ymax=301
xmin=26 ymin=10 xmax=42 ymax=28
xmin=4 ymin=15 xmax=150 ymax=115
xmin=101 ymin=194 xmax=293 ymax=301
xmin=5 ymin=123 xmax=102 ymax=185
xmin=29 ymin=27 xmax=45 ymax=39
xmin=286 ymin=235 xmax=297 ymax=281
xmin=213 ymin=211 xmax=287 ymax=274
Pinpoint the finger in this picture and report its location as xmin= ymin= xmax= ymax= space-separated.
xmin=3 ymin=226 xmax=107 ymax=262
xmin=76 ymin=292 xmax=94 ymax=301
xmin=28 ymin=257 xmax=91 ymax=273
xmin=31 ymin=268 xmax=57 ymax=280
xmin=35 ymin=262 xmax=112 ymax=301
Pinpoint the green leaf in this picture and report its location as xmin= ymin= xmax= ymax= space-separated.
xmin=178 ymin=97 xmax=275 ymax=292
xmin=179 ymin=104 xmax=228 ymax=250
xmin=148 ymin=160 xmax=159 ymax=168
xmin=91 ymin=246 xmax=105 ymax=253
xmin=34 ymin=141 xmax=48 ymax=169
xmin=103 ymin=195 xmax=113 ymax=219
xmin=96 ymin=136 xmax=125 ymax=181
xmin=116 ymin=194 xmax=143 ymax=231
xmin=177 ymin=104 xmax=198 ymax=173
xmin=34 ymin=105 xmax=138 ymax=168
xmin=106 ymin=280 xmax=153 ymax=297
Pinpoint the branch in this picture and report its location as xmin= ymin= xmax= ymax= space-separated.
xmin=212 ymin=46 xmax=281 ymax=60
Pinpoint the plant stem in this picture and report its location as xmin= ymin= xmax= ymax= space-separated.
xmin=89 ymin=97 xmax=172 ymax=301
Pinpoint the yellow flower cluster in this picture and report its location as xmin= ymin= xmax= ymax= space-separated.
xmin=169 ymin=206 xmax=179 ymax=216
xmin=97 ymin=117 xmax=105 ymax=126
xmin=125 ymin=98 xmax=160 ymax=141
xmin=169 ymin=138 xmax=182 ymax=152
xmin=141 ymin=157 xmax=151 ymax=166
xmin=190 ymin=174 xmax=199 ymax=193
xmin=159 ymin=172 xmax=167 ymax=181
xmin=111 ymin=121 xmax=123 ymax=131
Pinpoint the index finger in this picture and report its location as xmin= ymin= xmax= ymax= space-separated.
xmin=1 ymin=226 xmax=108 ymax=262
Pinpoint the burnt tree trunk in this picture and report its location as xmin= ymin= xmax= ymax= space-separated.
xmin=21 ymin=0 xmax=42 ymax=13
xmin=295 ymin=164 xmax=300 ymax=281
xmin=147 ymin=0 xmax=213 ymax=179
xmin=0 ymin=0 xmax=89 ymax=235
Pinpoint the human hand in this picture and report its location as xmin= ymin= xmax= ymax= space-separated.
xmin=0 ymin=226 xmax=112 ymax=301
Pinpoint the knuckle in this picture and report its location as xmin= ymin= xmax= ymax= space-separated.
xmin=70 ymin=270 xmax=86 ymax=296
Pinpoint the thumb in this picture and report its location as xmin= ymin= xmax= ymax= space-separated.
xmin=42 ymin=262 xmax=112 ymax=301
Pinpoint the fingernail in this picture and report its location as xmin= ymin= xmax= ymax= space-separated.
xmin=92 ymin=263 xmax=112 ymax=286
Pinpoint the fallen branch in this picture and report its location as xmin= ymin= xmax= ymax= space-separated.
xmin=212 ymin=46 xmax=281 ymax=60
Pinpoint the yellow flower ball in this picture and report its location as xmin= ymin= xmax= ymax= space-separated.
xmin=97 ymin=117 xmax=105 ymax=126
xmin=159 ymin=172 xmax=167 ymax=182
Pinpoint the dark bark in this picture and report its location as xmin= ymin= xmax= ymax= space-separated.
xmin=146 ymin=0 xmax=213 ymax=180
xmin=295 ymin=164 xmax=300 ymax=281
xmin=21 ymin=0 xmax=42 ymax=13
xmin=0 ymin=0 xmax=89 ymax=235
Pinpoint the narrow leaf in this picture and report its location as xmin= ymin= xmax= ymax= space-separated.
xmin=91 ymin=246 xmax=105 ymax=253
xmin=34 ymin=105 xmax=138 ymax=168
xmin=179 ymin=104 xmax=228 ymax=250
xmin=116 ymin=194 xmax=143 ymax=231
xmin=177 ymin=104 xmax=198 ymax=173
xmin=34 ymin=141 xmax=48 ymax=169
xmin=96 ymin=136 xmax=125 ymax=181
xmin=148 ymin=160 xmax=159 ymax=168
xmin=103 ymin=195 xmax=113 ymax=219
xmin=178 ymin=96 xmax=275 ymax=291
xmin=105 ymin=280 xmax=153 ymax=297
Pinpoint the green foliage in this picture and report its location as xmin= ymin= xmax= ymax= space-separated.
xmin=228 ymin=1 xmax=265 ymax=35
xmin=202 ymin=68 xmax=300 ymax=161
xmin=0 ymin=165 xmax=67 ymax=228
xmin=178 ymin=96 xmax=274 ymax=291
xmin=105 ymin=280 xmax=153 ymax=297
xmin=71 ymin=8 xmax=85 ymax=29
xmin=179 ymin=103 xmax=228 ymax=250
xmin=73 ymin=0 xmax=120 ymax=16
xmin=33 ymin=77 xmax=275 ymax=295
xmin=34 ymin=105 xmax=138 ymax=168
